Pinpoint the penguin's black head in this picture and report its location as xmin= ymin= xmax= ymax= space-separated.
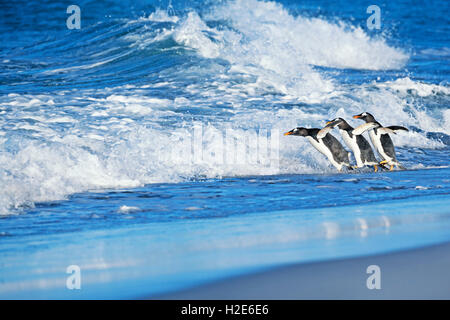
xmin=284 ymin=127 xmax=309 ymax=137
xmin=326 ymin=117 xmax=351 ymax=130
xmin=325 ymin=117 xmax=344 ymax=128
xmin=353 ymin=112 xmax=375 ymax=122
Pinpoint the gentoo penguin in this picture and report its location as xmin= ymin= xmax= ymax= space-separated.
xmin=322 ymin=118 xmax=380 ymax=172
xmin=352 ymin=112 xmax=409 ymax=170
xmin=284 ymin=127 xmax=351 ymax=171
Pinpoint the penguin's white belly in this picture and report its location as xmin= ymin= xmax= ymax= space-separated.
xmin=340 ymin=130 xmax=362 ymax=167
xmin=369 ymin=130 xmax=391 ymax=161
xmin=307 ymin=136 xmax=342 ymax=170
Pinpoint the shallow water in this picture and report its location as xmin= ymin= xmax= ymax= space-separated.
xmin=0 ymin=0 xmax=449 ymax=298
xmin=2 ymin=168 xmax=450 ymax=299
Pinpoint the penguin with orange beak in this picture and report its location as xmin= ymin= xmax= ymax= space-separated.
xmin=352 ymin=112 xmax=408 ymax=170
xmin=284 ymin=127 xmax=352 ymax=172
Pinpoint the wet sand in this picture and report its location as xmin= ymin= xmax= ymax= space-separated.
xmin=154 ymin=241 xmax=450 ymax=299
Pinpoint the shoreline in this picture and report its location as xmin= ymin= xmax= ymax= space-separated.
xmin=152 ymin=241 xmax=450 ymax=299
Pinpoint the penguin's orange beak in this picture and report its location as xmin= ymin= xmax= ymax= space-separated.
xmin=284 ymin=131 xmax=293 ymax=136
xmin=325 ymin=121 xmax=333 ymax=126
xmin=353 ymin=115 xmax=361 ymax=119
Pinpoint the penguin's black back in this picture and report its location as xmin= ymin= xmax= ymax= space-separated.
xmin=356 ymin=135 xmax=378 ymax=163
xmin=380 ymin=134 xmax=397 ymax=161
xmin=322 ymin=133 xmax=349 ymax=164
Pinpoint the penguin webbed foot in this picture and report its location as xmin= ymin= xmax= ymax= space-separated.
xmin=378 ymin=161 xmax=390 ymax=171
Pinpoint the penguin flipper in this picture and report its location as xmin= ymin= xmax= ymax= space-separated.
xmin=317 ymin=126 xmax=333 ymax=139
xmin=377 ymin=126 xmax=409 ymax=135
xmin=386 ymin=125 xmax=409 ymax=132
xmin=352 ymin=122 xmax=380 ymax=135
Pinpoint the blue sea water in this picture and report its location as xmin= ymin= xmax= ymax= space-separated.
xmin=0 ymin=0 xmax=449 ymax=299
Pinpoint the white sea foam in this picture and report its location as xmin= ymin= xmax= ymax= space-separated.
xmin=117 ymin=205 xmax=141 ymax=213
xmin=147 ymin=8 xmax=179 ymax=23
xmin=205 ymin=0 xmax=408 ymax=70
xmin=2 ymin=86 xmax=444 ymax=215
xmin=376 ymin=77 xmax=450 ymax=97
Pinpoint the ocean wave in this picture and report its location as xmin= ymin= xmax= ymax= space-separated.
xmin=375 ymin=77 xmax=450 ymax=97
xmin=123 ymin=0 xmax=408 ymax=100
xmin=0 ymin=0 xmax=447 ymax=215
xmin=205 ymin=0 xmax=408 ymax=70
